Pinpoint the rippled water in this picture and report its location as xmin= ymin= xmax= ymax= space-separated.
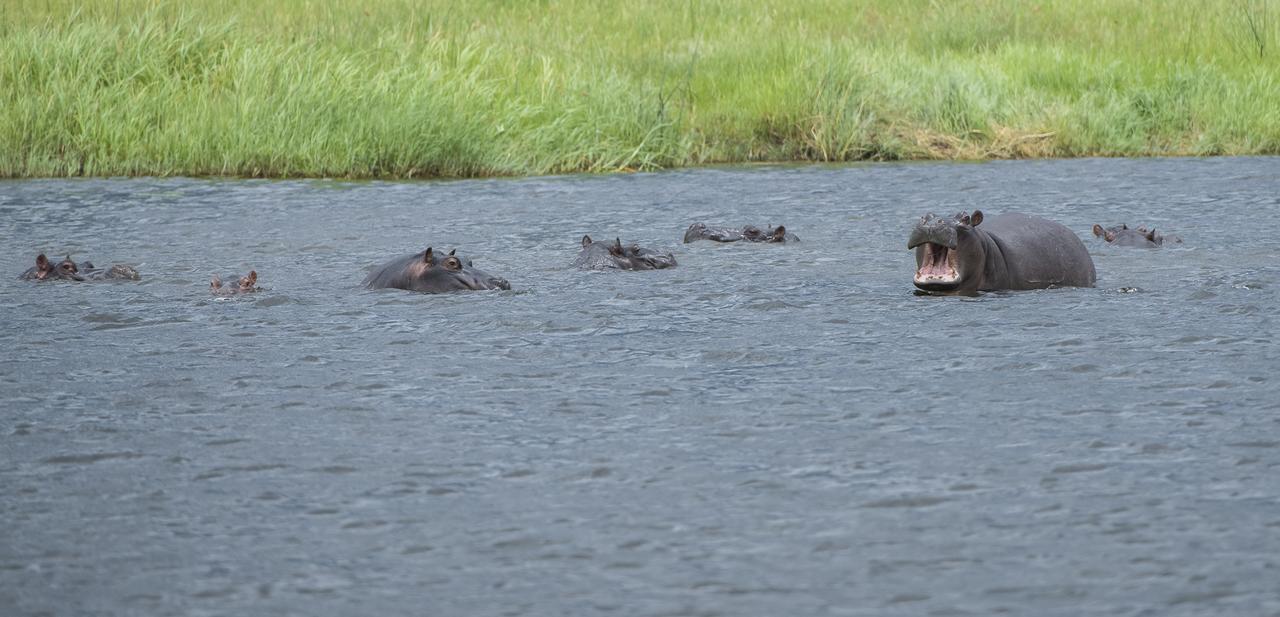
xmin=2 ymin=158 xmax=1278 ymax=616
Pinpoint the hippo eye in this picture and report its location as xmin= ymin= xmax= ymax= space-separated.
xmin=443 ymin=257 xmax=462 ymax=271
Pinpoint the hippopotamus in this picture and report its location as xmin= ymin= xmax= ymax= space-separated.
xmin=19 ymin=254 xmax=140 ymax=281
xmin=908 ymin=211 xmax=1096 ymax=294
xmin=1092 ymin=223 xmax=1181 ymax=248
xmin=573 ymin=236 xmax=677 ymax=270
xmin=81 ymin=261 xmax=141 ymax=280
xmin=364 ymin=247 xmax=510 ymax=293
xmin=683 ymin=222 xmax=799 ymax=243
xmin=211 ymin=270 xmax=261 ymax=295
xmin=19 ymin=254 xmax=83 ymax=281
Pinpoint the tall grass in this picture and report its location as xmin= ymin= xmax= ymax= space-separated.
xmin=2 ymin=0 xmax=1278 ymax=178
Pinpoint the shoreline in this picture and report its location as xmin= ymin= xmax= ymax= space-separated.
xmin=5 ymin=0 xmax=1278 ymax=180
xmin=4 ymin=151 xmax=1276 ymax=182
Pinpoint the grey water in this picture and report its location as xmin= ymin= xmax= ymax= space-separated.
xmin=1 ymin=157 xmax=1278 ymax=617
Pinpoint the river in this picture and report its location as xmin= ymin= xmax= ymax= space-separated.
xmin=2 ymin=157 xmax=1277 ymax=616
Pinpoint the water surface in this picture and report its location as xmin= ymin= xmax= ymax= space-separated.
xmin=2 ymin=158 xmax=1278 ymax=616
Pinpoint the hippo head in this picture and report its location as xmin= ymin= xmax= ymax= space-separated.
xmin=577 ymin=236 xmax=677 ymax=270
xmin=683 ymin=222 xmax=713 ymax=243
xmin=741 ymin=225 xmax=789 ymax=243
xmin=407 ymin=247 xmax=511 ymax=291
xmin=31 ymin=254 xmax=85 ymax=281
xmin=1093 ymin=223 xmax=1158 ymax=248
xmin=211 ymin=270 xmax=259 ymax=294
xmin=907 ymin=211 xmax=985 ymax=294
xmin=237 ymin=270 xmax=258 ymax=291
xmin=685 ymin=222 xmax=794 ymax=243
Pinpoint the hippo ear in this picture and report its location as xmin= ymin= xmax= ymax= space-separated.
xmin=1145 ymin=229 xmax=1157 ymax=242
xmin=246 ymin=270 xmax=257 ymax=285
xmin=448 ymin=248 xmax=456 ymax=256
xmin=581 ymin=235 xmax=593 ymax=248
xmin=1092 ymin=224 xmax=1105 ymax=238
xmin=970 ymin=210 xmax=983 ymax=227
xmin=36 ymin=254 xmax=49 ymax=271
xmin=610 ymin=238 xmax=624 ymax=256
xmin=423 ymin=247 xmax=435 ymax=266
xmin=773 ymin=225 xmax=786 ymax=237
xmin=211 ymin=275 xmax=223 ymax=290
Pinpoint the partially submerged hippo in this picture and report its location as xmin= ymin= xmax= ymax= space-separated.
xmin=364 ymin=247 xmax=510 ymax=293
xmin=19 ymin=254 xmax=83 ymax=281
xmin=683 ymin=222 xmax=799 ymax=243
xmin=81 ymin=261 xmax=141 ymax=281
xmin=19 ymin=254 xmax=140 ymax=281
xmin=1092 ymin=223 xmax=1181 ymax=248
xmin=211 ymin=270 xmax=261 ymax=295
xmin=574 ymin=236 xmax=677 ymax=270
xmin=909 ymin=211 xmax=1096 ymax=294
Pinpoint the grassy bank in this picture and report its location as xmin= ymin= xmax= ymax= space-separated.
xmin=2 ymin=0 xmax=1279 ymax=178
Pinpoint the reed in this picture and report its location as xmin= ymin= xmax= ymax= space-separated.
xmin=2 ymin=0 xmax=1277 ymax=178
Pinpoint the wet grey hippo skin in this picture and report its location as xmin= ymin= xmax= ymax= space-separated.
xmin=211 ymin=270 xmax=261 ymax=295
xmin=364 ymin=247 xmax=511 ymax=293
xmin=19 ymin=254 xmax=140 ymax=281
xmin=908 ymin=211 xmax=1096 ymax=294
xmin=683 ymin=222 xmax=799 ymax=243
xmin=1092 ymin=223 xmax=1181 ymax=248
xmin=574 ymin=236 xmax=677 ymax=270
xmin=80 ymin=261 xmax=141 ymax=280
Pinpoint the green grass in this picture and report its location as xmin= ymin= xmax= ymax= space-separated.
xmin=2 ymin=0 xmax=1278 ymax=178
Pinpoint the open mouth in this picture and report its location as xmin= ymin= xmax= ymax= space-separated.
xmin=914 ymin=242 xmax=960 ymax=289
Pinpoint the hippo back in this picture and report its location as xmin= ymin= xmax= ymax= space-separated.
xmin=983 ymin=213 xmax=1096 ymax=289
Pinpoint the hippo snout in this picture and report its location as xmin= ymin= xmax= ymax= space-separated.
xmin=489 ymin=276 xmax=511 ymax=290
xmin=907 ymin=223 xmax=957 ymax=251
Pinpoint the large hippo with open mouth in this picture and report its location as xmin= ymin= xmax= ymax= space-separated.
xmin=908 ymin=211 xmax=1095 ymax=294
xmin=364 ymin=247 xmax=510 ymax=293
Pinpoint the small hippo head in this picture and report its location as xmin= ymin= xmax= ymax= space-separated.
xmin=363 ymin=247 xmax=511 ymax=293
xmin=211 ymin=270 xmax=259 ymax=295
xmin=408 ymin=247 xmax=510 ymax=292
xmin=1093 ymin=223 xmax=1158 ymax=248
xmin=576 ymin=236 xmax=677 ymax=270
xmin=683 ymin=222 xmax=714 ymax=243
xmin=237 ymin=270 xmax=259 ymax=290
xmin=907 ymin=211 xmax=985 ymax=294
xmin=28 ymin=254 xmax=85 ymax=281
xmin=684 ymin=222 xmax=796 ymax=243
xmin=741 ymin=225 xmax=790 ymax=243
